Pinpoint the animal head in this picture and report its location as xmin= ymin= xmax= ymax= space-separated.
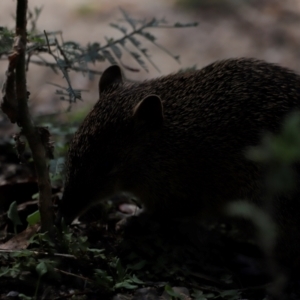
xmin=58 ymin=66 xmax=165 ymax=224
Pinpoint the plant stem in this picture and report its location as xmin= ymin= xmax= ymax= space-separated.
xmin=14 ymin=0 xmax=53 ymax=232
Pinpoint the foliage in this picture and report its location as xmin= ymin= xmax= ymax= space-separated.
xmin=0 ymin=7 xmax=197 ymax=108
xmin=7 ymin=201 xmax=23 ymax=234
xmin=0 ymin=228 xmax=145 ymax=299
xmin=247 ymin=111 xmax=300 ymax=194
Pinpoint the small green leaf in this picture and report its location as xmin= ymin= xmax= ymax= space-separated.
xmin=114 ymin=280 xmax=138 ymax=290
xmin=141 ymin=31 xmax=156 ymax=42
xmin=110 ymin=44 xmax=122 ymax=59
xmin=8 ymin=201 xmax=22 ymax=226
xmin=102 ymin=49 xmax=118 ymax=65
xmin=27 ymin=210 xmax=40 ymax=225
xmin=88 ymin=248 xmax=106 ymax=259
xmin=218 ymin=289 xmax=241 ymax=300
xmin=30 ymin=36 xmax=45 ymax=43
xmin=0 ymin=267 xmax=11 ymax=277
xmin=164 ymin=285 xmax=183 ymax=299
xmin=110 ymin=23 xmax=127 ymax=34
xmin=174 ymin=22 xmax=198 ymax=27
xmin=128 ymin=260 xmax=147 ymax=270
xmin=36 ymin=261 xmax=48 ymax=277
xmin=18 ymin=293 xmax=33 ymax=300
xmin=120 ymin=8 xmax=137 ymax=29
xmin=115 ymin=258 xmax=125 ymax=279
xmin=192 ymin=289 xmax=215 ymax=300
xmin=130 ymin=274 xmax=144 ymax=284
xmin=32 ymin=192 xmax=39 ymax=199
xmin=11 ymin=249 xmax=32 ymax=258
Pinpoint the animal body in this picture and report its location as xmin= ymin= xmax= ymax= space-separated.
xmin=58 ymin=58 xmax=300 ymax=269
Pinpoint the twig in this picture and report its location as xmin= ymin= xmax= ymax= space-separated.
xmin=30 ymin=59 xmax=104 ymax=75
xmin=54 ymin=268 xmax=92 ymax=282
xmin=0 ymin=249 xmax=77 ymax=259
xmin=44 ymin=30 xmax=81 ymax=103
xmin=1 ymin=0 xmax=53 ymax=232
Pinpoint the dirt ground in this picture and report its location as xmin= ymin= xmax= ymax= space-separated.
xmin=1 ymin=0 xmax=300 ymax=114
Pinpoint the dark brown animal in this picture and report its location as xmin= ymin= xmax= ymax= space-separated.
xmin=59 ymin=58 xmax=300 ymax=267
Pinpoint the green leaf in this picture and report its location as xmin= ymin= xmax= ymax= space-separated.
xmin=128 ymin=36 xmax=141 ymax=47
xmin=88 ymin=248 xmax=106 ymax=259
xmin=27 ymin=210 xmax=40 ymax=226
xmin=110 ymin=44 xmax=122 ymax=59
xmin=130 ymin=274 xmax=144 ymax=284
xmin=192 ymin=289 xmax=216 ymax=300
xmin=174 ymin=22 xmax=198 ymax=27
xmin=129 ymin=51 xmax=148 ymax=72
xmin=128 ymin=260 xmax=147 ymax=270
xmin=18 ymin=294 xmax=33 ymax=300
xmin=218 ymin=289 xmax=241 ymax=300
xmin=115 ymin=258 xmax=125 ymax=279
xmin=141 ymin=31 xmax=156 ymax=42
xmin=164 ymin=285 xmax=183 ymax=299
xmin=11 ymin=249 xmax=32 ymax=258
xmin=85 ymin=42 xmax=104 ymax=63
xmin=110 ymin=23 xmax=127 ymax=34
xmin=94 ymin=268 xmax=114 ymax=289
xmin=102 ymin=49 xmax=118 ymax=65
xmin=0 ymin=267 xmax=11 ymax=277
xmin=120 ymin=8 xmax=137 ymax=30
xmin=28 ymin=232 xmax=55 ymax=248
xmin=114 ymin=280 xmax=138 ymax=290
xmin=32 ymin=192 xmax=39 ymax=199
xmin=36 ymin=261 xmax=48 ymax=277
xmin=7 ymin=201 xmax=22 ymax=227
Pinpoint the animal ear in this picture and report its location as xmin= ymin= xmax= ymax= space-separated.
xmin=99 ymin=65 xmax=123 ymax=95
xmin=133 ymin=95 xmax=164 ymax=130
